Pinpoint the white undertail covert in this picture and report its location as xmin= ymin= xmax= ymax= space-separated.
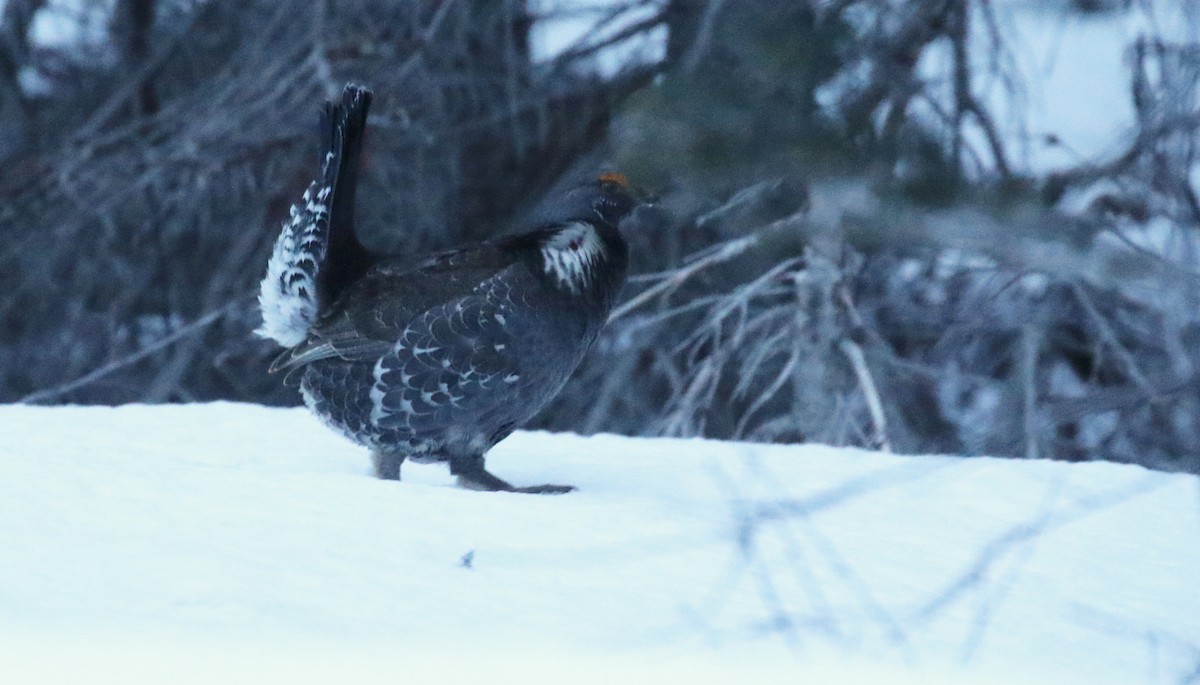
xmin=256 ymin=159 xmax=335 ymax=347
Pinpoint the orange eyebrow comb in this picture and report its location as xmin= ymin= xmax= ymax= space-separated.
xmin=598 ymin=172 xmax=630 ymax=189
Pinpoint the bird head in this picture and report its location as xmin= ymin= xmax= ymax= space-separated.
xmin=516 ymin=172 xmax=643 ymax=298
xmin=555 ymin=172 xmax=642 ymax=228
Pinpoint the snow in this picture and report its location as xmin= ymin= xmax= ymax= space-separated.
xmin=17 ymin=0 xmax=117 ymax=95
xmin=26 ymin=0 xmax=113 ymax=51
xmin=0 ymin=402 xmax=1197 ymax=684
xmin=980 ymin=2 xmax=1139 ymax=172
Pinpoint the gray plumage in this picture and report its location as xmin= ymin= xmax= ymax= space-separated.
xmin=259 ymin=84 xmax=638 ymax=493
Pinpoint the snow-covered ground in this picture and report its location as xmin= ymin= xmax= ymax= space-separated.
xmin=0 ymin=403 xmax=1196 ymax=684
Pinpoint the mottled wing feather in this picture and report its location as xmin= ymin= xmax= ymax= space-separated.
xmin=371 ymin=268 xmax=525 ymax=437
xmin=271 ymin=244 xmax=521 ymax=371
xmin=353 ymin=246 xmax=522 ymax=329
xmin=267 ymin=314 xmax=391 ymax=372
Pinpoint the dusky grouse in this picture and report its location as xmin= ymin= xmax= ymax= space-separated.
xmin=257 ymin=84 xmax=637 ymax=494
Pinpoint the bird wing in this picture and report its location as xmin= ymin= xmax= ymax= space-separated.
xmin=368 ymin=269 xmax=528 ymax=438
xmin=268 ymin=243 xmax=524 ymax=372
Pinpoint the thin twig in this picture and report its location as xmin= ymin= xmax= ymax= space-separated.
xmin=839 ymin=338 xmax=892 ymax=453
xmin=610 ymin=212 xmax=805 ymax=324
xmin=19 ymin=296 xmax=251 ymax=405
xmin=1069 ymin=281 xmax=1155 ymax=396
xmin=681 ymin=0 xmax=726 ymax=74
xmin=1020 ymin=325 xmax=1041 ymax=460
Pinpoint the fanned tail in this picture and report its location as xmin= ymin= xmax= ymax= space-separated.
xmin=256 ymin=84 xmax=374 ymax=348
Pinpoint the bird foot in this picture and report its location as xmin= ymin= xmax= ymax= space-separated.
xmin=455 ymin=471 xmax=575 ymax=495
xmin=371 ymin=451 xmax=404 ymax=480
xmin=512 ymin=484 xmax=577 ymax=495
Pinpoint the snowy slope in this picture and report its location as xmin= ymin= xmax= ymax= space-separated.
xmin=0 ymin=403 xmax=1197 ymax=684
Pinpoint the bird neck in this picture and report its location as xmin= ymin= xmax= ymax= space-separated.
xmin=536 ymin=220 xmax=627 ymax=300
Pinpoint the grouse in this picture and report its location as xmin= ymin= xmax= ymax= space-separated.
xmin=257 ymin=84 xmax=637 ymax=494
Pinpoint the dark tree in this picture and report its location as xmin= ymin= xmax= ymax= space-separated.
xmin=4 ymin=0 xmax=1198 ymax=472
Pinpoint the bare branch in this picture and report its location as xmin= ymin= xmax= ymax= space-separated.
xmin=19 ymin=296 xmax=253 ymax=405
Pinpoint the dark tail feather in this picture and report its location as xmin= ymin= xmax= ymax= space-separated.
xmin=318 ymin=84 xmax=374 ymax=307
xmin=256 ymin=84 xmax=374 ymax=348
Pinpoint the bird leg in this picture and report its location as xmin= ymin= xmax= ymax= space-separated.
xmin=371 ymin=450 xmax=405 ymax=481
xmin=449 ymin=453 xmax=575 ymax=494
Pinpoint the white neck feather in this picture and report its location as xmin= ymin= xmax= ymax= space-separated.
xmin=540 ymin=221 xmax=606 ymax=293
